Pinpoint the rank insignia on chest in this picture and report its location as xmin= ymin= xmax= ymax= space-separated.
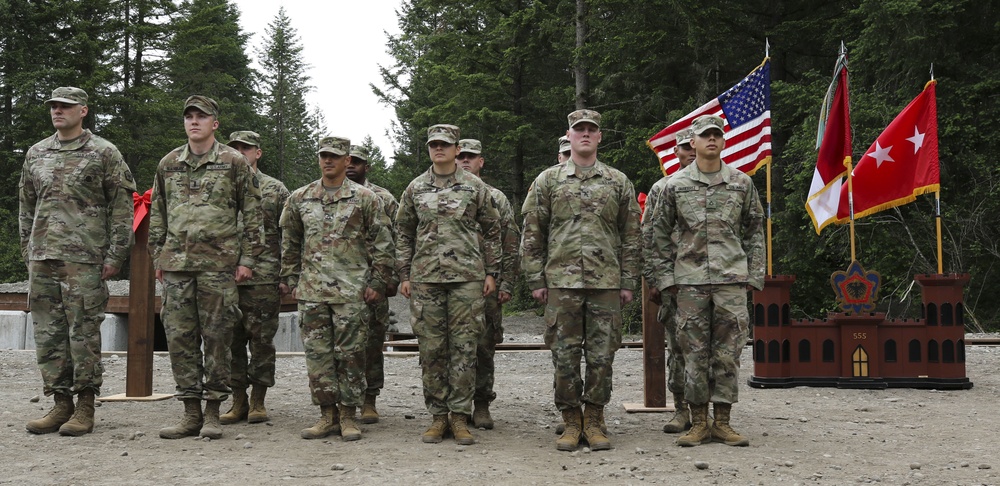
xmin=190 ymin=180 xmax=200 ymax=190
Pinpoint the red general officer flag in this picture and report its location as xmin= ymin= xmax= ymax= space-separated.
xmin=805 ymin=50 xmax=851 ymax=234
xmin=837 ymin=80 xmax=939 ymax=221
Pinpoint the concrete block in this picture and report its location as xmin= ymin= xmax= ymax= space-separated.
xmin=275 ymin=312 xmax=303 ymax=352
xmin=24 ymin=313 xmax=36 ymax=350
xmin=0 ymin=310 xmax=27 ymax=350
xmin=101 ymin=313 xmax=128 ymax=352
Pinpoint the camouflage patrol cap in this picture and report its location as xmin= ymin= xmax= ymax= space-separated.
xmin=183 ymin=95 xmax=219 ymax=117
xmin=426 ymin=124 xmax=460 ymax=145
xmin=228 ymin=131 xmax=261 ymax=147
xmin=567 ymin=109 xmax=601 ymax=128
xmin=349 ymin=145 xmax=370 ymax=163
xmin=45 ymin=87 xmax=88 ymax=106
xmin=317 ymin=136 xmax=350 ymax=156
xmin=675 ymin=128 xmax=694 ymax=146
xmin=558 ymin=135 xmax=570 ymax=153
xmin=691 ymin=115 xmax=725 ymax=135
xmin=458 ymin=139 xmax=482 ymax=155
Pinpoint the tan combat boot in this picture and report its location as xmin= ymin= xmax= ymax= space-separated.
xmin=360 ymin=394 xmax=379 ymax=424
xmin=582 ymin=403 xmax=611 ymax=450
xmin=247 ymin=385 xmax=269 ymax=423
xmin=450 ymin=412 xmax=475 ymax=445
xmin=555 ymin=407 xmax=582 ymax=451
xmin=711 ymin=402 xmax=750 ymax=446
xmin=676 ymin=403 xmax=712 ymax=446
xmin=220 ymin=387 xmax=248 ymax=425
xmin=301 ymin=405 xmax=339 ymax=439
xmin=339 ymin=405 xmax=362 ymax=441
xmin=200 ymin=400 xmax=223 ymax=439
xmin=421 ymin=414 xmax=449 ymax=443
xmin=26 ymin=392 xmax=75 ymax=434
xmin=160 ymin=399 xmax=203 ymax=439
xmin=59 ymin=389 xmax=96 ymax=436
xmin=472 ymin=400 xmax=494 ymax=430
xmin=662 ymin=392 xmax=691 ymax=433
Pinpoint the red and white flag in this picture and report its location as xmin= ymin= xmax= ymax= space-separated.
xmin=805 ymin=50 xmax=852 ymax=234
xmin=837 ymin=80 xmax=939 ymax=221
xmin=647 ymin=59 xmax=771 ymax=176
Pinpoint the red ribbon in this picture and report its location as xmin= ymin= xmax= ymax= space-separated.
xmin=637 ymin=192 xmax=647 ymax=217
xmin=133 ymin=189 xmax=152 ymax=233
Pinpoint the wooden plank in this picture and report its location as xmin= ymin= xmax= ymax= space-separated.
xmin=622 ymin=402 xmax=674 ymax=413
xmin=125 ymin=215 xmax=156 ymax=397
xmin=99 ymin=392 xmax=173 ymax=402
xmin=641 ymin=278 xmax=667 ymax=408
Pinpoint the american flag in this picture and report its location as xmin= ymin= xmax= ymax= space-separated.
xmin=647 ymin=59 xmax=772 ymax=176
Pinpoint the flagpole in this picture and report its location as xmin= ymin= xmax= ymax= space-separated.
xmin=930 ymin=65 xmax=942 ymax=275
xmin=847 ymin=159 xmax=857 ymax=262
xmin=766 ymin=161 xmax=773 ymax=275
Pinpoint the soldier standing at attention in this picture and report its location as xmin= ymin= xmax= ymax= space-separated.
xmin=19 ymin=86 xmax=136 ymax=436
xmin=646 ymin=115 xmax=764 ymax=447
xmin=281 ymin=136 xmax=394 ymax=442
xmin=456 ymin=138 xmax=520 ymax=429
xmin=556 ymin=135 xmax=571 ymax=164
xmin=220 ymin=131 xmax=289 ymax=425
xmin=346 ymin=144 xmax=399 ymax=425
xmin=395 ymin=125 xmax=501 ymax=446
xmin=521 ymin=109 xmax=641 ymax=452
xmin=642 ymin=128 xmax=697 ymax=434
xmin=149 ymin=95 xmax=262 ymax=440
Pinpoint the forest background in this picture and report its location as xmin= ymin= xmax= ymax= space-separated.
xmin=1 ymin=0 xmax=997 ymax=330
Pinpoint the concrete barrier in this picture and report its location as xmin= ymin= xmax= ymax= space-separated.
xmin=0 ymin=310 xmax=27 ymax=349
xmin=23 ymin=313 xmax=35 ymax=350
xmin=101 ymin=314 xmax=128 ymax=352
xmin=275 ymin=312 xmax=303 ymax=353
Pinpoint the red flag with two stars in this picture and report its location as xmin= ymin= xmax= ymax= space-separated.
xmin=837 ymin=80 xmax=940 ymax=221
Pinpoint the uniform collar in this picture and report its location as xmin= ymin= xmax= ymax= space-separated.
xmin=560 ymin=158 xmax=609 ymax=181
xmin=42 ymin=129 xmax=93 ymax=151
xmin=421 ymin=165 xmax=475 ymax=188
xmin=308 ymin=177 xmax=360 ymax=202
xmin=177 ymin=141 xmax=222 ymax=168
xmin=679 ymin=159 xmax=735 ymax=186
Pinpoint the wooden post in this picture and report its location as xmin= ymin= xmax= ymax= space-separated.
xmin=624 ymin=278 xmax=670 ymax=412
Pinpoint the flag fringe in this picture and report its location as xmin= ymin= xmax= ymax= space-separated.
xmin=837 ymin=183 xmax=940 ymax=224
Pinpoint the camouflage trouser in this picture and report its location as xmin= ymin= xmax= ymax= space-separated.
xmin=161 ymin=271 xmax=239 ymax=402
xmin=230 ymin=284 xmax=281 ymax=389
xmin=363 ymin=296 xmax=389 ymax=395
xmin=675 ymin=284 xmax=748 ymax=405
xmin=410 ymin=281 xmax=484 ymax=416
xmin=299 ymin=300 xmax=368 ymax=407
xmin=656 ymin=293 xmax=685 ymax=395
xmin=28 ymin=260 xmax=107 ymax=396
xmin=543 ymin=288 xmax=623 ymax=410
xmin=474 ymin=292 xmax=503 ymax=403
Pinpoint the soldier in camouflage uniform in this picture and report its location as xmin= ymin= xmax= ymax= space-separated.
xmin=556 ymin=136 xmax=571 ymax=164
xmin=396 ymin=124 xmax=502 ymax=445
xmin=642 ymin=128 xmax=697 ymax=434
xmin=149 ymin=95 xmax=263 ymax=440
xmin=521 ymin=109 xmax=641 ymax=452
xmin=456 ymin=138 xmax=520 ymax=430
xmin=281 ymin=136 xmax=394 ymax=442
xmin=19 ymin=87 xmax=136 ymax=436
xmin=346 ymin=144 xmax=399 ymax=425
xmin=645 ymin=115 xmax=765 ymax=447
xmin=220 ymin=131 xmax=290 ymax=426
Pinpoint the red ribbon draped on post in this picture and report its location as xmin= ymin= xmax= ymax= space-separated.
xmin=637 ymin=192 xmax=647 ymax=218
xmin=133 ymin=189 xmax=152 ymax=233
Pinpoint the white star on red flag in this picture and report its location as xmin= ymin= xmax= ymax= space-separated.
xmin=905 ymin=126 xmax=925 ymax=154
xmin=867 ymin=141 xmax=895 ymax=168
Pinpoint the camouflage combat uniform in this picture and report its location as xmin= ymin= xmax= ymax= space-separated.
xmin=148 ymin=141 xmax=262 ymax=402
xmin=233 ymin=170 xmax=289 ymax=389
xmin=647 ymin=161 xmax=765 ymax=405
xmin=641 ymin=176 xmax=684 ymax=397
xmin=363 ymin=180 xmax=399 ymax=398
xmin=520 ymin=159 xmax=642 ymax=411
xmin=395 ymin=167 xmax=501 ymax=416
xmin=280 ymin=179 xmax=394 ymax=407
xmin=475 ymin=184 xmax=520 ymax=404
xmin=18 ymin=129 xmax=136 ymax=397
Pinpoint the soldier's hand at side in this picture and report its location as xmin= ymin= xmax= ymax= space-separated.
xmin=400 ymin=280 xmax=411 ymax=299
xmin=620 ymin=289 xmax=634 ymax=306
xmin=483 ymin=275 xmax=496 ymax=297
xmin=498 ymin=290 xmax=512 ymax=305
xmin=279 ymin=283 xmax=290 ymax=296
xmin=363 ymin=287 xmax=382 ymax=304
xmin=648 ymin=287 xmax=662 ymax=305
xmin=101 ymin=264 xmax=120 ymax=280
xmin=385 ymin=284 xmax=398 ymax=297
xmin=235 ymin=265 xmax=252 ymax=283
xmin=667 ymin=285 xmax=678 ymax=295
xmin=156 ymin=269 xmax=163 ymax=283
xmin=531 ymin=288 xmax=547 ymax=304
